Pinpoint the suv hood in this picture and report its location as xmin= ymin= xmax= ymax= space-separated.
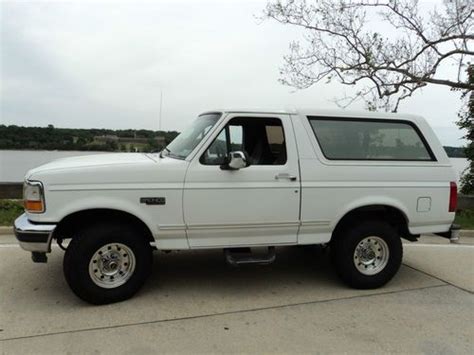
xmin=26 ymin=153 xmax=154 ymax=179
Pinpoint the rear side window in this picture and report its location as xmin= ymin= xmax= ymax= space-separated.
xmin=308 ymin=117 xmax=435 ymax=161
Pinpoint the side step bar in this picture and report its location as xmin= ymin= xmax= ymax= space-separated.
xmin=224 ymin=247 xmax=276 ymax=266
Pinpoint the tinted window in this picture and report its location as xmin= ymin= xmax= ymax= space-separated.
xmin=308 ymin=118 xmax=434 ymax=161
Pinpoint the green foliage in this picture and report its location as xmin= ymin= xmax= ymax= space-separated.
xmin=0 ymin=125 xmax=180 ymax=153
xmin=454 ymin=209 xmax=474 ymax=229
xmin=456 ymin=65 xmax=474 ymax=194
xmin=0 ymin=200 xmax=23 ymax=226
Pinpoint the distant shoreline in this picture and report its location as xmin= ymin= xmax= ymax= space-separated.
xmin=0 ymin=125 xmax=179 ymax=153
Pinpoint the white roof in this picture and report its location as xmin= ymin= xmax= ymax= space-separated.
xmin=201 ymin=108 xmax=423 ymax=121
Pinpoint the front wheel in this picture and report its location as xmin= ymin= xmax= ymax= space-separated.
xmin=331 ymin=221 xmax=403 ymax=289
xmin=63 ymin=222 xmax=153 ymax=304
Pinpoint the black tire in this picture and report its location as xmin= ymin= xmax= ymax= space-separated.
xmin=331 ymin=220 xmax=403 ymax=289
xmin=63 ymin=222 xmax=153 ymax=305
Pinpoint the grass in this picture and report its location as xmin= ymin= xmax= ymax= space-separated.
xmin=0 ymin=200 xmax=24 ymax=226
xmin=1 ymin=198 xmax=474 ymax=229
xmin=454 ymin=209 xmax=474 ymax=229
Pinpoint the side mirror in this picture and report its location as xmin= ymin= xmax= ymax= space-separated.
xmin=221 ymin=151 xmax=249 ymax=170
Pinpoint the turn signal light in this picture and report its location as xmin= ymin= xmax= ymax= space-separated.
xmin=23 ymin=181 xmax=45 ymax=213
xmin=24 ymin=200 xmax=44 ymax=212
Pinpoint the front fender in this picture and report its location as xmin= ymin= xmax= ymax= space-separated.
xmin=29 ymin=194 xmax=159 ymax=236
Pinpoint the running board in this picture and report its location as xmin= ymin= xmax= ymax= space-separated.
xmin=224 ymin=247 xmax=276 ymax=266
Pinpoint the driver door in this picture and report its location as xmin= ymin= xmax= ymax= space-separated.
xmin=183 ymin=113 xmax=301 ymax=247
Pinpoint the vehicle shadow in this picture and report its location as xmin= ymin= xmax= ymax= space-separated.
xmin=141 ymin=245 xmax=340 ymax=295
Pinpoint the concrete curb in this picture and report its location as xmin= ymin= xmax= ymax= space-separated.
xmin=0 ymin=226 xmax=13 ymax=235
xmin=460 ymin=229 xmax=474 ymax=238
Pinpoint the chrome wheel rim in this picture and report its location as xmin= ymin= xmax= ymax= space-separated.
xmin=88 ymin=243 xmax=136 ymax=289
xmin=353 ymin=236 xmax=389 ymax=275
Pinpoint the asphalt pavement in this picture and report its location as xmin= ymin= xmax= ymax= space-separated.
xmin=0 ymin=234 xmax=473 ymax=354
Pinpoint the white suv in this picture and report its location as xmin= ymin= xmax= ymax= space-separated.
xmin=14 ymin=109 xmax=459 ymax=304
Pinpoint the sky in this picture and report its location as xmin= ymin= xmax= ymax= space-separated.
xmin=0 ymin=0 xmax=469 ymax=146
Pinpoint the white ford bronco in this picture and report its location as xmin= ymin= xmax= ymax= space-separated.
xmin=14 ymin=109 xmax=460 ymax=304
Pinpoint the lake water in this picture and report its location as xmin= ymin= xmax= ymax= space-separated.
xmin=0 ymin=150 xmax=111 ymax=182
xmin=0 ymin=150 xmax=469 ymax=184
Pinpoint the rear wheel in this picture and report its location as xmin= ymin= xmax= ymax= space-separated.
xmin=331 ymin=221 xmax=402 ymax=289
xmin=63 ymin=222 xmax=153 ymax=304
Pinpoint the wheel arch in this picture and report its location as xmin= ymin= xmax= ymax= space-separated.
xmin=331 ymin=203 xmax=416 ymax=242
xmin=52 ymin=208 xmax=155 ymax=244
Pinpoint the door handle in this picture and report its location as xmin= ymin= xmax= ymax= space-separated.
xmin=275 ymin=173 xmax=297 ymax=181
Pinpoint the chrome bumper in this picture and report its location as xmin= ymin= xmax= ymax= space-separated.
xmin=14 ymin=214 xmax=57 ymax=253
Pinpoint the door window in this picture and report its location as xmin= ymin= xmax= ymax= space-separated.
xmin=200 ymin=117 xmax=287 ymax=165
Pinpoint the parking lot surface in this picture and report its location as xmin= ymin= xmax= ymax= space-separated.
xmin=0 ymin=234 xmax=473 ymax=354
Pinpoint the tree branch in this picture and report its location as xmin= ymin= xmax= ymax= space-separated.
xmin=263 ymin=0 xmax=474 ymax=111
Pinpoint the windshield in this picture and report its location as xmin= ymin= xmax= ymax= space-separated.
xmin=163 ymin=113 xmax=221 ymax=159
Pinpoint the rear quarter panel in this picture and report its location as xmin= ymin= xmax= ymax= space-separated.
xmin=292 ymin=112 xmax=457 ymax=244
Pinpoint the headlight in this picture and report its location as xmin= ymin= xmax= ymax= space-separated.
xmin=23 ymin=181 xmax=45 ymax=213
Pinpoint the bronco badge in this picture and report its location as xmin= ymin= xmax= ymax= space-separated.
xmin=140 ymin=197 xmax=166 ymax=205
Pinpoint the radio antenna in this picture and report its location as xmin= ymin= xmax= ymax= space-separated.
xmin=159 ymin=90 xmax=163 ymax=131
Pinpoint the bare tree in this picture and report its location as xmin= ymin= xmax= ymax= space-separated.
xmin=263 ymin=0 xmax=474 ymax=111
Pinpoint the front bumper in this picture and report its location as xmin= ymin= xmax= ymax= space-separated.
xmin=14 ymin=213 xmax=57 ymax=253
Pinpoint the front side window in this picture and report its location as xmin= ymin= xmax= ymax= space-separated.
xmin=164 ymin=113 xmax=221 ymax=159
xmin=201 ymin=117 xmax=287 ymax=165
xmin=308 ymin=117 xmax=434 ymax=161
